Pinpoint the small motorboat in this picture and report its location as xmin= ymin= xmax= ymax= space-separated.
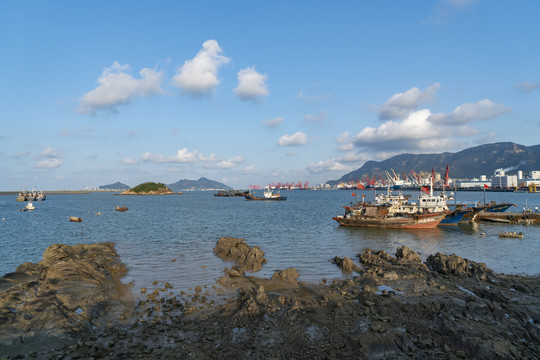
xmin=69 ymin=216 xmax=83 ymax=222
xmin=115 ymin=206 xmax=129 ymax=211
xmin=22 ymin=202 xmax=36 ymax=211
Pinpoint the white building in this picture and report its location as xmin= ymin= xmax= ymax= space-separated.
xmin=455 ymin=179 xmax=491 ymax=189
xmin=491 ymin=169 xmax=518 ymax=188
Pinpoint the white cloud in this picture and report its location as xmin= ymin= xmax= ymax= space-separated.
xmin=212 ymin=156 xmax=244 ymax=169
xmin=379 ymin=83 xmax=439 ymax=120
xmin=39 ymin=147 xmax=60 ymax=158
xmin=336 ymin=132 xmax=350 ymax=145
xmin=513 ymin=81 xmax=540 ymax=93
xmin=277 ymin=132 xmax=308 ymax=146
xmin=336 ymin=151 xmax=369 ymax=163
xmin=35 ymin=158 xmax=64 ymax=169
xmin=262 ymin=117 xmax=284 ymax=128
xmin=142 ymin=148 xmax=217 ymax=163
xmin=428 ymin=99 xmax=511 ymax=125
xmin=234 ymin=66 xmax=269 ymax=101
xmin=240 ymin=165 xmax=258 ymax=174
xmin=122 ymin=158 xmax=138 ymax=165
xmin=79 ymin=62 xmax=164 ymax=114
xmin=307 ymin=160 xmax=351 ymax=174
xmin=34 ymin=146 xmax=64 ymax=169
xmin=303 ymin=110 xmax=327 ymax=124
xmin=353 ymin=109 xmax=459 ymax=151
xmin=172 ymin=40 xmax=230 ymax=97
xmin=296 ymin=91 xmax=332 ymax=102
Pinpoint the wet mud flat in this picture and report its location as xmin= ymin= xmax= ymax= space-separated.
xmin=1 ymin=238 xmax=538 ymax=359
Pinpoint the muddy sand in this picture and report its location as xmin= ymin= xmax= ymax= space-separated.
xmin=0 ymin=237 xmax=538 ymax=359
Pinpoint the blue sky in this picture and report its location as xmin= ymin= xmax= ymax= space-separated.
xmin=1 ymin=0 xmax=539 ymax=190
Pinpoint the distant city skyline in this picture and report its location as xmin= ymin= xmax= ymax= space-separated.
xmin=1 ymin=1 xmax=539 ymax=190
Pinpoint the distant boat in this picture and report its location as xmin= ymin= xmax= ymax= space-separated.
xmin=16 ymin=191 xmax=26 ymax=202
xmin=115 ymin=206 xmax=129 ymax=211
xmin=23 ymin=202 xmax=36 ymax=211
xmin=69 ymin=216 xmax=83 ymax=222
xmin=214 ymin=190 xmax=249 ymax=197
xmin=244 ymin=190 xmax=287 ymax=201
xmin=35 ymin=190 xmax=46 ymax=201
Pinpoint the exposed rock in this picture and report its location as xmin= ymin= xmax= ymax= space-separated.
xmin=271 ymin=268 xmax=300 ymax=285
xmin=426 ymin=252 xmax=492 ymax=279
xmin=331 ymin=256 xmax=361 ymax=273
xmin=0 ymin=243 xmax=131 ymax=353
xmin=213 ymin=237 xmax=267 ymax=273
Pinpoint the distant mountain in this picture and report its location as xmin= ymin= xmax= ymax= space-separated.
xmin=327 ymin=142 xmax=540 ymax=185
xmin=168 ymin=177 xmax=232 ymax=191
xmin=98 ymin=181 xmax=130 ymax=190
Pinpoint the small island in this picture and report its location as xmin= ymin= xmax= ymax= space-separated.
xmin=118 ymin=182 xmax=176 ymax=195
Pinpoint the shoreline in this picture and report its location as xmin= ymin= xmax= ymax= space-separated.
xmin=0 ymin=239 xmax=538 ymax=359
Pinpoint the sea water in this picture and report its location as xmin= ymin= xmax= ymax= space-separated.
xmin=1 ymin=190 xmax=539 ymax=293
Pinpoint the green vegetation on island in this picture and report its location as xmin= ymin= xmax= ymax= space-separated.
xmin=120 ymin=182 xmax=175 ymax=195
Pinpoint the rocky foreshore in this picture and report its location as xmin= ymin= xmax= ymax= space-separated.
xmin=1 ymin=239 xmax=538 ymax=359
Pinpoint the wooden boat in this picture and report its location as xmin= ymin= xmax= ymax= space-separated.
xmin=499 ymin=232 xmax=523 ymax=239
xmin=244 ymin=190 xmax=287 ymax=201
xmin=69 ymin=216 xmax=83 ymax=222
xmin=333 ymin=203 xmax=445 ymax=229
xmin=115 ymin=206 xmax=129 ymax=211
xmin=16 ymin=191 xmax=26 ymax=202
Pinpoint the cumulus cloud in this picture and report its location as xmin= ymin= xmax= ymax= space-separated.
xmin=277 ymin=132 xmax=308 ymax=146
xmin=303 ymin=110 xmax=327 ymax=124
xmin=142 ymin=148 xmax=217 ymax=163
xmin=34 ymin=146 xmax=64 ymax=169
xmin=353 ymin=109 xmax=460 ymax=151
xmin=79 ymin=62 xmax=164 ymax=114
xmin=262 ymin=117 xmax=284 ymax=128
xmin=122 ymin=158 xmax=138 ymax=165
xmin=428 ymin=99 xmax=511 ymax=125
xmin=513 ymin=81 xmax=540 ymax=93
xmin=379 ymin=83 xmax=440 ymax=120
xmin=336 ymin=151 xmax=369 ymax=163
xmin=172 ymin=40 xmax=230 ymax=97
xmin=211 ymin=156 xmax=244 ymax=169
xmin=234 ymin=66 xmax=269 ymax=101
xmin=35 ymin=158 xmax=64 ymax=169
xmin=307 ymin=160 xmax=351 ymax=174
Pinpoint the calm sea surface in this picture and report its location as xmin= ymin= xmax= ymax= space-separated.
xmin=1 ymin=190 xmax=539 ymax=293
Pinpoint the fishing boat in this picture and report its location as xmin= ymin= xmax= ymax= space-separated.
xmin=69 ymin=216 xmax=83 ymax=222
xmin=35 ymin=190 xmax=46 ymax=201
xmin=244 ymin=189 xmax=287 ymax=201
xmin=115 ymin=206 xmax=129 ymax=211
xmin=16 ymin=191 xmax=26 ymax=201
xmin=333 ymin=203 xmax=445 ymax=229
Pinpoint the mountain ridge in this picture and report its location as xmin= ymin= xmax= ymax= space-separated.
xmin=328 ymin=142 xmax=540 ymax=185
xmin=167 ymin=177 xmax=231 ymax=191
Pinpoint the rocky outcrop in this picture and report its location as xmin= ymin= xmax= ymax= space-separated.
xmin=0 ymin=243 xmax=131 ymax=351
xmin=426 ymin=252 xmax=492 ymax=279
xmin=331 ymin=256 xmax=361 ymax=273
xmin=271 ymin=268 xmax=300 ymax=285
xmin=213 ymin=237 xmax=267 ymax=273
